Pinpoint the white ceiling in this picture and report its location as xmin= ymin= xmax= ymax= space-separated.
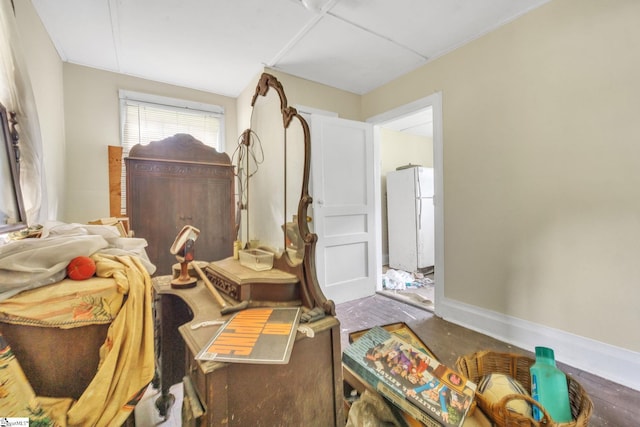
xmin=31 ymin=0 xmax=549 ymax=97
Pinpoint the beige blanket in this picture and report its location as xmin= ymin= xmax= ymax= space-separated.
xmin=0 ymin=253 xmax=155 ymax=426
xmin=0 ymin=275 xmax=123 ymax=328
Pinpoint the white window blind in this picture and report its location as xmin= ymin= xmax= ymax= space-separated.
xmin=119 ymin=90 xmax=224 ymax=214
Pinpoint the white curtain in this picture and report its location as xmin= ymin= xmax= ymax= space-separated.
xmin=0 ymin=0 xmax=47 ymax=225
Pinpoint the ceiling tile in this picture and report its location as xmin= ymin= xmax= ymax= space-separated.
xmin=274 ymin=13 xmax=427 ymax=94
xmin=32 ymin=0 xmax=119 ymax=71
xmin=330 ymin=0 xmax=550 ymax=58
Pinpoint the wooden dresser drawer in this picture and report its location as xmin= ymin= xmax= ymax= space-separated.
xmin=184 ymin=320 xmax=344 ymax=426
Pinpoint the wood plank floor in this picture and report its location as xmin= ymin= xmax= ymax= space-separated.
xmin=336 ymin=294 xmax=639 ymax=427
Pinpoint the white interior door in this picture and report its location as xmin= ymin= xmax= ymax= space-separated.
xmin=310 ymin=115 xmax=377 ymax=304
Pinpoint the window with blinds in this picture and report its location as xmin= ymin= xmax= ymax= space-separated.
xmin=119 ymin=90 xmax=224 ymax=214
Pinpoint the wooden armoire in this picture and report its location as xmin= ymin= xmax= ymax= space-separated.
xmin=125 ymin=134 xmax=235 ymax=276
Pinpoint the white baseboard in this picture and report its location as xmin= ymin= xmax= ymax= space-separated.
xmin=436 ymin=297 xmax=640 ymax=392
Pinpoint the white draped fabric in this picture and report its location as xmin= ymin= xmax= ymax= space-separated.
xmin=0 ymin=221 xmax=156 ymax=301
xmin=0 ymin=1 xmax=47 ymax=225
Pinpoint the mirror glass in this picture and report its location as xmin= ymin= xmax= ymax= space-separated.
xmin=283 ymin=114 xmax=306 ymax=264
xmin=245 ymin=85 xmax=284 ymax=253
xmin=0 ymin=102 xmax=26 ymax=235
xmin=241 ymin=77 xmax=307 ymax=266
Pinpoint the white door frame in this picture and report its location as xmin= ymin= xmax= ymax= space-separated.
xmin=366 ymin=92 xmax=444 ymax=314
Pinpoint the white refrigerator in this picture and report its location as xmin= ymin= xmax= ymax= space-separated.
xmin=387 ymin=166 xmax=435 ymax=272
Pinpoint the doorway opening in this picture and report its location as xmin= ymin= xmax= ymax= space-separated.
xmin=368 ymin=93 xmax=443 ymax=313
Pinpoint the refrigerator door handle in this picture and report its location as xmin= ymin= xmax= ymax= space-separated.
xmin=416 ymin=170 xmax=423 ymax=229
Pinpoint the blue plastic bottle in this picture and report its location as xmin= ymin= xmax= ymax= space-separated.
xmin=529 ymin=346 xmax=573 ymax=422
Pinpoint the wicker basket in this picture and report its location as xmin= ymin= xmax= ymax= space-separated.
xmin=456 ymin=351 xmax=592 ymax=427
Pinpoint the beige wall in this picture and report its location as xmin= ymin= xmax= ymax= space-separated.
xmin=236 ymin=69 xmax=361 ymax=133
xmin=62 ymin=64 xmax=238 ymax=223
xmin=380 ymin=129 xmax=433 ymax=258
xmin=60 ymin=65 xmax=359 ymax=224
xmin=365 ymin=0 xmax=640 ymax=352
xmin=267 ymin=68 xmax=361 ymax=121
xmin=14 ymin=0 xmax=65 ymax=220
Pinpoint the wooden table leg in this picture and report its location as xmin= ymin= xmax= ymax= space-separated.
xmin=154 ymin=292 xmax=192 ymax=419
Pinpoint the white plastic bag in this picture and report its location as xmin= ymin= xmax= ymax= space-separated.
xmin=382 ymin=269 xmax=413 ymax=290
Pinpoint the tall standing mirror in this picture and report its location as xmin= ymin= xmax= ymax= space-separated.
xmin=236 ymin=73 xmax=333 ymax=314
xmin=242 ymin=81 xmax=285 ymax=255
xmin=241 ymin=79 xmax=307 ymax=265
xmin=0 ymin=102 xmax=26 ymax=235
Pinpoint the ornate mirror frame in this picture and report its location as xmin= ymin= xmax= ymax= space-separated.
xmin=0 ymin=102 xmax=26 ymax=234
xmin=245 ymin=73 xmax=335 ymax=315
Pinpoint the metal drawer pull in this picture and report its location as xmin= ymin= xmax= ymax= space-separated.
xmin=297 ymin=325 xmax=315 ymax=338
xmin=190 ymin=319 xmax=225 ymax=330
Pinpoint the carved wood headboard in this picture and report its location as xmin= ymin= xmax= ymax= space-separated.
xmin=124 ymin=133 xmax=235 ymax=276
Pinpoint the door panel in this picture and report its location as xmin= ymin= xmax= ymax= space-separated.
xmin=325 ymin=214 xmax=367 ymax=236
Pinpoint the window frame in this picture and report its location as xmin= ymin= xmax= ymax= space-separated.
xmin=118 ymin=90 xmax=225 ymax=215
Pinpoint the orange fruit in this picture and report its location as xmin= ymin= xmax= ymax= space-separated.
xmin=67 ymin=256 xmax=96 ymax=280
